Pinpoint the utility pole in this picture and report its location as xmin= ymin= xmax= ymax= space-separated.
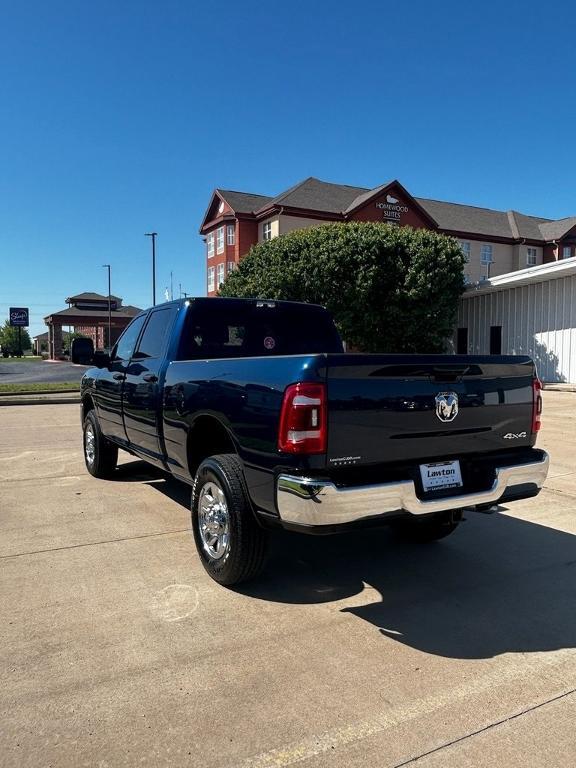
xmin=145 ymin=232 xmax=158 ymax=306
xmin=102 ymin=264 xmax=112 ymax=350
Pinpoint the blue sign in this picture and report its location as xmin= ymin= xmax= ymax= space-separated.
xmin=9 ymin=307 xmax=29 ymax=327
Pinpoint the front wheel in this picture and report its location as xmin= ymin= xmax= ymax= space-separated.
xmin=191 ymin=454 xmax=268 ymax=586
xmin=392 ymin=510 xmax=462 ymax=543
xmin=83 ymin=410 xmax=118 ymax=479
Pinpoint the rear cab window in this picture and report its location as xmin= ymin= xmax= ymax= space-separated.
xmin=177 ymin=300 xmax=343 ymax=360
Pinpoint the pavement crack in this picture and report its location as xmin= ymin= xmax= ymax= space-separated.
xmin=390 ymin=687 xmax=576 ymax=768
xmin=0 ymin=528 xmax=190 ymax=559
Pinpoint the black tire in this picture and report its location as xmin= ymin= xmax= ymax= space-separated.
xmin=393 ymin=510 xmax=462 ymax=543
xmin=191 ymin=454 xmax=268 ymax=586
xmin=83 ymin=410 xmax=118 ymax=479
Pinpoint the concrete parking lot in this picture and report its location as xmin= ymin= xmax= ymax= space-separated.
xmin=1 ymin=393 xmax=576 ymax=767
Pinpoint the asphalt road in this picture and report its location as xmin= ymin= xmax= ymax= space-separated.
xmin=1 ymin=394 xmax=576 ymax=767
xmin=0 ymin=360 xmax=89 ymax=384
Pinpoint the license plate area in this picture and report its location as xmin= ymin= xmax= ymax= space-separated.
xmin=419 ymin=460 xmax=463 ymax=493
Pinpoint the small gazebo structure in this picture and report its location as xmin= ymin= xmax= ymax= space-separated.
xmin=44 ymin=292 xmax=142 ymax=359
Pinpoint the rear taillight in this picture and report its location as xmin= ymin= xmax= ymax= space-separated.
xmin=532 ymin=377 xmax=542 ymax=433
xmin=278 ymin=382 xmax=327 ymax=454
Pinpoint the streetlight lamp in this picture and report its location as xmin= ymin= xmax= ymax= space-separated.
xmin=145 ymin=232 xmax=158 ymax=306
xmin=102 ymin=264 xmax=112 ymax=351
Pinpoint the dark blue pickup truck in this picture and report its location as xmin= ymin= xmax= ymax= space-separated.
xmin=81 ymin=297 xmax=549 ymax=585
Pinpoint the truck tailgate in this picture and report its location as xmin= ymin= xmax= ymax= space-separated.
xmin=325 ymin=355 xmax=536 ymax=468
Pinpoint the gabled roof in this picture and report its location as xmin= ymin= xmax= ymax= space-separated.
xmin=538 ymin=217 xmax=576 ymax=241
xmin=344 ymin=179 xmax=439 ymax=227
xmin=217 ymin=190 xmax=273 ymax=214
xmin=343 ymin=182 xmax=393 ymax=213
xmin=45 ymin=305 xmax=141 ymax=321
xmin=257 ymin=177 xmax=367 ymax=214
xmin=65 ymin=292 xmax=122 ymax=303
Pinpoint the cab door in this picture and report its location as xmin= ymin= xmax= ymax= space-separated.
xmin=123 ymin=305 xmax=178 ymax=464
xmin=94 ymin=313 xmax=147 ymax=443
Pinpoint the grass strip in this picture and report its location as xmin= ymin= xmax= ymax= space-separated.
xmin=0 ymin=357 xmax=43 ymax=363
xmin=0 ymin=381 xmax=80 ymax=394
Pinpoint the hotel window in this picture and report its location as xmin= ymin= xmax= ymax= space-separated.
xmin=216 ymin=226 xmax=224 ymax=254
xmin=460 ymin=241 xmax=471 ymax=262
xmin=563 ymin=246 xmax=572 ymax=259
xmin=526 ymin=247 xmax=537 ymax=266
xmin=227 ymin=261 xmax=236 ymax=274
xmin=207 ymin=232 xmax=214 ymax=258
xmin=480 ymin=244 xmax=493 ymax=265
xmin=227 ymin=224 xmax=235 ymax=246
xmin=207 ymin=266 xmax=215 ymax=292
xmin=262 ymin=221 xmax=273 ymax=241
xmin=217 ymin=263 xmax=225 ymax=287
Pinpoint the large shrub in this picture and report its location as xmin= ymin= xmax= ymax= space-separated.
xmin=219 ymin=222 xmax=465 ymax=353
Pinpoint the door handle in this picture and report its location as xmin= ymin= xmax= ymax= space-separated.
xmin=112 ymin=373 xmax=126 ymax=381
xmin=142 ymin=373 xmax=158 ymax=383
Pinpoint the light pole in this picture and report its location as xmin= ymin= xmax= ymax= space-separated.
xmin=145 ymin=232 xmax=158 ymax=306
xmin=102 ymin=264 xmax=112 ymax=351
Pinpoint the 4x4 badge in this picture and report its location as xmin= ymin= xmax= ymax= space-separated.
xmin=503 ymin=432 xmax=527 ymax=439
xmin=435 ymin=392 xmax=459 ymax=423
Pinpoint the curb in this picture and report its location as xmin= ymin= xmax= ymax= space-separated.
xmin=0 ymin=394 xmax=80 ymax=406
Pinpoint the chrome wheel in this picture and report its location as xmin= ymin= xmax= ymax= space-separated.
xmin=198 ymin=481 xmax=230 ymax=560
xmin=84 ymin=423 xmax=95 ymax=467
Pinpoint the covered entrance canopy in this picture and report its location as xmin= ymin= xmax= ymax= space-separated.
xmin=44 ymin=292 xmax=142 ymax=359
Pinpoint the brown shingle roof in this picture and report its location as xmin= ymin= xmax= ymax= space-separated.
xmin=217 ymin=190 xmax=273 ymax=214
xmin=260 ymin=177 xmax=367 ymax=214
xmin=45 ymin=305 xmax=142 ymax=321
xmin=65 ymin=292 xmax=122 ymax=303
xmin=212 ymin=177 xmax=575 ymax=243
xmin=538 ymin=217 xmax=576 ymax=241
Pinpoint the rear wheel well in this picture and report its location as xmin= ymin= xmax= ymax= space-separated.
xmin=187 ymin=416 xmax=237 ymax=477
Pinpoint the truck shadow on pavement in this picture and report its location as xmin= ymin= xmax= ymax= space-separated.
xmin=124 ymin=461 xmax=576 ymax=660
xmin=242 ymin=512 xmax=576 ymax=660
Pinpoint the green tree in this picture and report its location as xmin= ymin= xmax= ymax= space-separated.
xmin=0 ymin=321 xmax=32 ymax=355
xmin=219 ymin=222 xmax=466 ymax=353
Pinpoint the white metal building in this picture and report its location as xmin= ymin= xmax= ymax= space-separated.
xmin=457 ymin=258 xmax=576 ymax=383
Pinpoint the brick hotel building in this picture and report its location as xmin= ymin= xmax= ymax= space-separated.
xmin=199 ymin=177 xmax=576 ymax=296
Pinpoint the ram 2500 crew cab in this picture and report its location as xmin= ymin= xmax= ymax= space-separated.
xmin=81 ymin=298 xmax=549 ymax=585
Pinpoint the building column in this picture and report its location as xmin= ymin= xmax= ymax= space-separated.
xmin=48 ymin=324 xmax=54 ymax=359
xmin=52 ymin=324 xmax=63 ymax=359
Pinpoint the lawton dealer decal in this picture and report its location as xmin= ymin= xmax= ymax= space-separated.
xmin=375 ymin=194 xmax=409 ymax=221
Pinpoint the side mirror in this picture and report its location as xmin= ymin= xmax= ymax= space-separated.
xmin=93 ymin=351 xmax=111 ymax=368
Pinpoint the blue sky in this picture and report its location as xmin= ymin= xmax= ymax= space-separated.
xmin=1 ymin=0 xmax=575 ymax=337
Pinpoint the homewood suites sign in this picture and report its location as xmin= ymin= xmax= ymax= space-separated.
xmin=375 ymin=194 xmax=409 ymax=221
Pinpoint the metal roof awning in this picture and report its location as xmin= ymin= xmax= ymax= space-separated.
xmin=462 ymin=257 xmax=576 ymax=296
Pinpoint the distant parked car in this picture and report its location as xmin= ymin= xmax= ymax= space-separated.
xmin=71 ymin=337 xmax=94 ymax=364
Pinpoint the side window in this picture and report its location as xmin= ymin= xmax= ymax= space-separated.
xmin=113 ymin=315 xmax=147 ymax=362
xmin=134 ymin=307 xmax=177 ymax=360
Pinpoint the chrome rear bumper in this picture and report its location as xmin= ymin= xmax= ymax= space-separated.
xmin=276 ymin=452 xmax=549 ymax=527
